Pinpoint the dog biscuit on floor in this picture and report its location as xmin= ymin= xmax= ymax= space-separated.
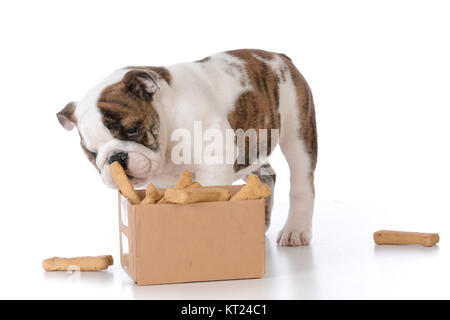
xmin=373 ymin=230 xmax=440 ymax=247
xmin=43 ymin=255 xmax=113 ymax=271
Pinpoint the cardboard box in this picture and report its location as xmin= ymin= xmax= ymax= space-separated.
xmin=118 ymin=185 xmax=265 ymax=285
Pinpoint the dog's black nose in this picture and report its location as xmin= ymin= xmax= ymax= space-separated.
xmin=108 ymin=151 xmax=128 ymax=169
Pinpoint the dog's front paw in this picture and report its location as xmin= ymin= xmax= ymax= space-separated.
xmin=277 ymin=225 xmax=312 ymax=246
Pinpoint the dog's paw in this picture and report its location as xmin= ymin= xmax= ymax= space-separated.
xmin=277 ymin=226 xmax=312 ymax=246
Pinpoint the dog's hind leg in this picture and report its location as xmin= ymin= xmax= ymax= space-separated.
xmin=277 ymin=57 xmax=317 ymax=246
xmin=278 ymin=137 xmax=315 ymax=246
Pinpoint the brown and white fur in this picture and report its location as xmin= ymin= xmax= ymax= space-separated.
xmin=57 ymin=49 xmax=317 ymax=246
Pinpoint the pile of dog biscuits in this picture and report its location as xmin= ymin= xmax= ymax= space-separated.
xmin=109 ymin=161 xmax=272 ymax=205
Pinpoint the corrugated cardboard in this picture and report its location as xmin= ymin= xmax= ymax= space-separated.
xmin=118 ymin=185 xmax=265 ymax=285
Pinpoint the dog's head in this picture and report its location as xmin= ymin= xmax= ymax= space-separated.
xmin=57 ymin=68 xmax=167 ymax=188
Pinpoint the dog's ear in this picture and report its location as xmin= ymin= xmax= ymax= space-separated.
xmin=57 ymin=102 xmax=77 ymax=131
xmin=123 ymin=69 xmax=160 ymax=101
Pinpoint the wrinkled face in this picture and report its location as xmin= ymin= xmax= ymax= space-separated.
xmin=57 ymin=68 xmax=166 ymax=188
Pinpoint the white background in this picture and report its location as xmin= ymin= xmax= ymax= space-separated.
xmin=0 ymin=0 xmax=449 ymax=299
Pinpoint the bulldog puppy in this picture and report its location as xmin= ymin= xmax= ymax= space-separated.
xmin=57 ymin=49 xmax=317 ymax=246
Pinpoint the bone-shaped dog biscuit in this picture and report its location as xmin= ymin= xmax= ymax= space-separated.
xmin=188 ymin=182 xmax=202 ymax=188
xmin=157 ymin=181 xmax=201 ymax=204
xmin=230 ymin=174 xmax=271 ymax=201
xmin=157 ymin=197 xmax=169 ymax=204
xmin=165 ymin=187 xmax=231 ymax=204
xmin=157 ymin=170 xmax=195 ymax=204
xmin=110 ymin=161 xmax=141 ymax=205
xmin=43 ymin=255 xmax=113 ymax=271
xmin=373 ymin=230 xmax=440 ymax=247
xmin=174 ymin=170 xmax=193 ymax=189
xmin=141 ymin=183 xmax=163 ymax=205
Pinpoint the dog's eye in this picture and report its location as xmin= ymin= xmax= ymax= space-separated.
xmin=126 ymin=123 xmax=141 ymax=140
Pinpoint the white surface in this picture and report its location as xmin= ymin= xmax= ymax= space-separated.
xmin=0 ymin=198 xmax=448 ymax=299
xmin=1 ymin=0 xmax=449 ymax=299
